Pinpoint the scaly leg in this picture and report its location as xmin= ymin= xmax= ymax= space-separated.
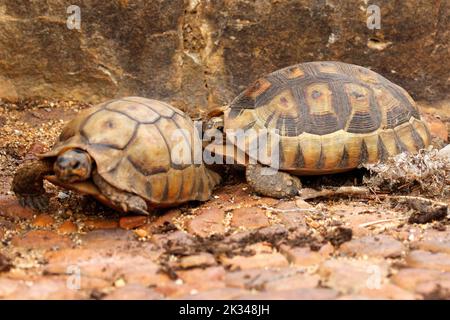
xmin=11 ymin=159 xmax=53 ymax=211
xmin=246 ymin=163 xmax=302 ymax=198
xmin=92 ymin=171 xmax=150 ymax=215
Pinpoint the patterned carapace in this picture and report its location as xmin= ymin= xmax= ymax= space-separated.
xmin=41 ymin=97 xmax=220 ymax=206
xmin=225 ymin=61 xmax=431 ymax=174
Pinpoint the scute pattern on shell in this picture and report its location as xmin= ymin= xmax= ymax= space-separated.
xmin=225 ymin=61 xmax=431 ymax=174
xmin=42 ymin=97 xmax=219 ymax=206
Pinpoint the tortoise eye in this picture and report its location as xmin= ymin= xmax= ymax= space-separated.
xmin=252 ymin=80 xmax=261 ymax=90
xmin=73 ymin=161 xmax=81 ymax=169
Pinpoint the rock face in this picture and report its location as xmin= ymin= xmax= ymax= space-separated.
xmin=0 ymin=0 xmax=448 ymax=114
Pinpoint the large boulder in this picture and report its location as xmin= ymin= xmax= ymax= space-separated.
xmin=0 ymin=0 xmax=448 ymax=114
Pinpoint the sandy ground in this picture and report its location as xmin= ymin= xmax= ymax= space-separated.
xmin=0 ymin=99 xmax=449 ymax=300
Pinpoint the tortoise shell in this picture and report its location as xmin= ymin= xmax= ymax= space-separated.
xmin=224 ymin=61 xmax=431 ymax=174
xmin=41 ymin=97 xmax=220 ymax=207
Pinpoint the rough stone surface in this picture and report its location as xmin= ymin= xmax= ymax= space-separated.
xmin=157 ymin=267 xmax=226 ymax=297
xmin=412 ymin=230 xmax=450 ymax=254
xmin=103 ymin=284 xmax=163 ymax=300
xmin=280 ymin=245 xmax=326 ymax=267
xmin=415 ymin=280 xmax=450 ymax=298
xmin=179 ymin=253 xmax=217 ymax=269
xmin=405 ymin=250 xmax=450 ymax=272
xmin=83 ymin=218 xmax=119 ymax=230
xmin=231 ymin=207 xmax=270 ymax=230
xmin=57 ymin=221 xmax=78 ymax=234
xmin=44 ymin=247 xmax=168 ymax=287
xmin=236 ymin=288 xmax=339 ymax=300
xmin=79 ymin=229 xmax=136 ymax=249
xmin=339 ymin=235 xmax=405 ymax=258
xmin=319 ymin=258 xmax=390 ymax=294
xmin=276 ymin=210 xmax=309 ymax=231
xmin=331 ymin=203 xmax=405 ymax=238
xmin=224 ymin=268 xmax=298 ymax=290
xmin=32 ymin=214 xmax=56 ymax=228
xmin=0 ymin=0 xmax=448 ymax=110
xmin=0 ymin=199 xmax=35 ymax=220
xmin=1 ymin=278 xmax=87 ymax=299
xmin=391 ymin=268 xmax=450 ymax=292
xmin=264 ymin=273 xmax=320 ymax=291
xmin=179 ymin=287 xmax=250 ymax=300
xmin=11 ymin=230 xmax=73 ymax=250
xmin=186 ymin=208 xmax=226 ymax=237
xmin=176 ymin=266 xmax=226 ymax=287
xmin=358 ymin=284 xmax=418 ymax=300
xmin=221 ymin=252 xmax=289 ymax=271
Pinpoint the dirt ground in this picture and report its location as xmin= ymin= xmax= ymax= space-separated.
xmin=0 ymin=99 xmax=449 ymax=300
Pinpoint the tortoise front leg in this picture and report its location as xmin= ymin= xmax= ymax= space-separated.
xmin=246 ymin=163 xmax=302 ymax=198
xmin=11 ymin=159 xmax=54 ymax=211
xmin=92 ymin=171 xmax=150 ymax=215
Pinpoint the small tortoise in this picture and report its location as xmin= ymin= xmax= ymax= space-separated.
xmin=13 ymin=97 xmax=220 ymax=215
xmin=205 ymin=61 xmax=431 ymax=198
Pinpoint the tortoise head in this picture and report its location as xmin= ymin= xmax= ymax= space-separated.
xmin=54 ymin=148 xmax=93 ymax=183
xmin=204 ymin=116 xmax=224 ymax=132
xmin=203 ymin=106 xmax=227 ymax=133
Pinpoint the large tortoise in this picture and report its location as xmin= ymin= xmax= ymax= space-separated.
xmin=205 ymin=61 xmax=431 ymax=198
xmin=12 ymin=97 xmax=221 ymax=215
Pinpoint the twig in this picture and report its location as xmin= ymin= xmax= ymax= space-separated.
xmin=298 ymin=186 xmax=371 ymax=200
xmin=299 ymin=187 xmax=447 ymax=210
xmin=358 ymin=217 xmax=406 ymax=228
xmin=297 ymin=185 xmax=448 ymax=224
xmin=387 ymin=195 xmax=448 ymax=208
xmin=259 ymin=205 xmax=317 ymax=213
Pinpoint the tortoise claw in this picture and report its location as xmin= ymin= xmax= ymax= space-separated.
xmin=121 ymin=200 xmax=150 ymax=216
xmin=130 ymin=206 xmax=150 ymax=216
xmin=17 ymin=194 xmax=49 ymax=212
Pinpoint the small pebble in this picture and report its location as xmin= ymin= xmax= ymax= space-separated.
xmin=57 ymin=192 xmax=69 ymax=200
xmin=134 ymin=228 xmax=148 ymax=238
xmin=114 ymin=278 xmax=126 ymax=288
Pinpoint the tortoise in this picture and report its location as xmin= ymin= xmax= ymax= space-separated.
xmin=204 ymin=61 xmax=431 ymax=198
xmin=12 ymin=97 xmax=221 ymax=215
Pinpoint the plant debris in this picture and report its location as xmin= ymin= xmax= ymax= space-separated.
xmin=389 ymin=196 xmax=450 ymax=224
xmin=364 ymin=147 xmax=450 ymax=197
xmin=324 ymin=226 xmax=353 ymax=247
